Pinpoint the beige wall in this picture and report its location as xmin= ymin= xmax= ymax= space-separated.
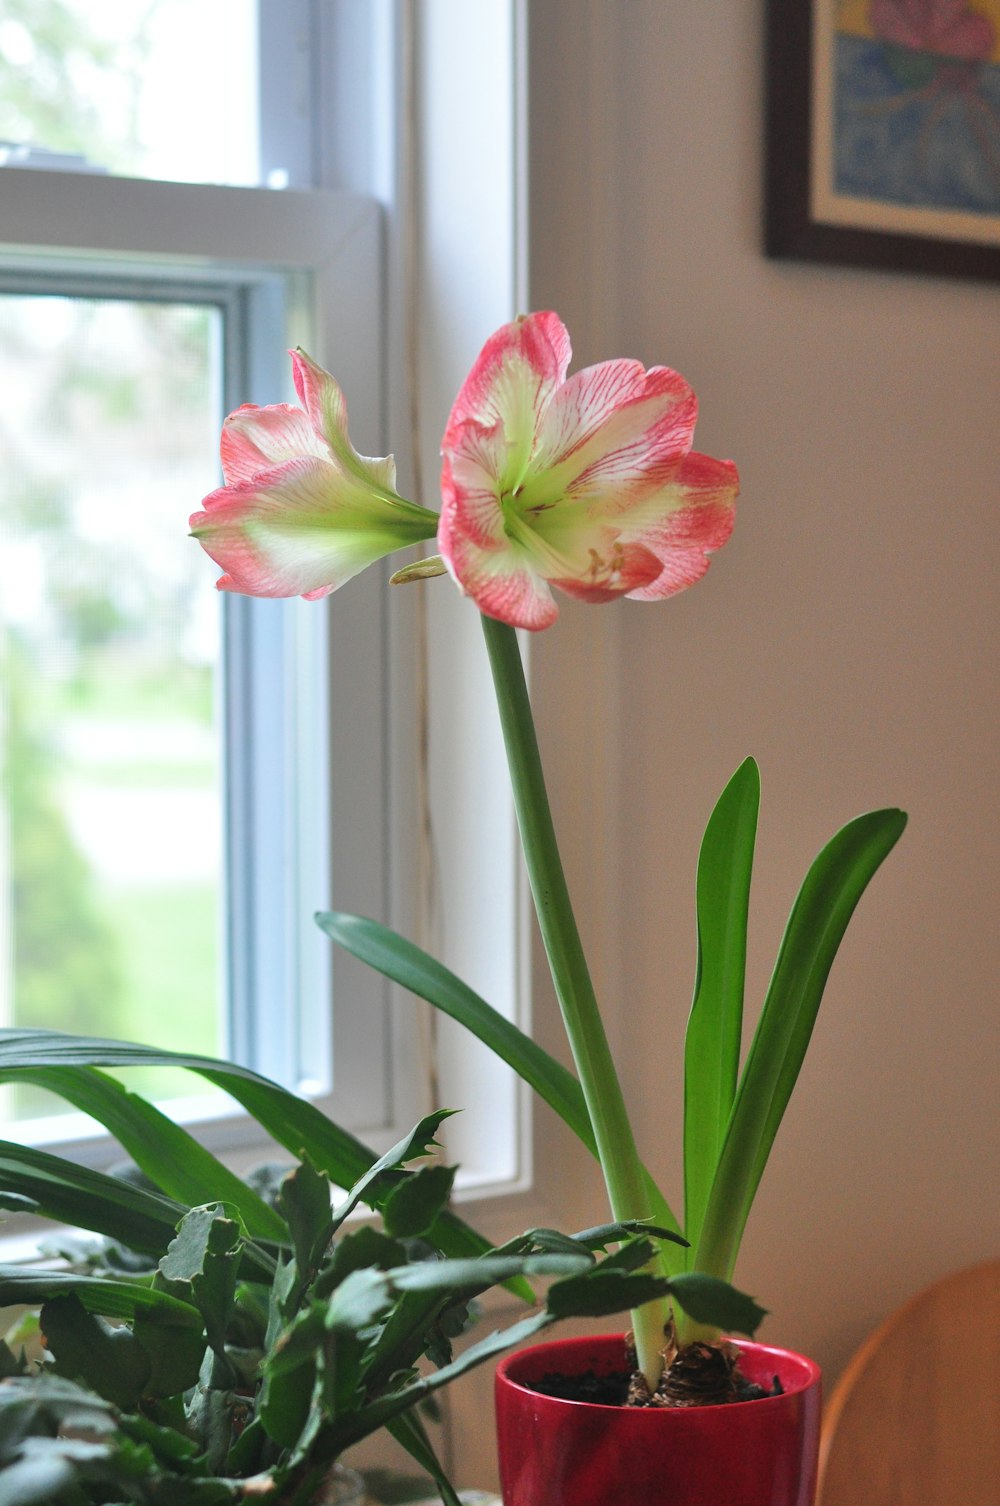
xmin=526 ymin=0 xmax=1000 ymax=1388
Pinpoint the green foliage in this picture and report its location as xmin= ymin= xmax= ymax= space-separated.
xmin=320 ymin=748 xmax=906 ymax=1356
xmin=0 ymin=1031 xmax=755 ymax=1504
xmin=3 ymin=645 xmax=126 ymax=1041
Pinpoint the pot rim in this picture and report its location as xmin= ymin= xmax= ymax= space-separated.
xmin=496 ymin=1333 xmax=821 ymax=1414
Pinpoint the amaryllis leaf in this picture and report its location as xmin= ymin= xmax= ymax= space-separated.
xmin=694 ymin=807 xmax=907 ymax=1285
xmin=315 ymin=911 xmax=685 ymax=1263
xmin=0 ymin=1140 xmax=187 ymax=1256
xmin=0 ymin=1267 xmax=202 ymax=1326
xmin=385 ymin=1412 xmax=462 ymax=1506
xmin=0 ymin=1030 xmax=518 ymax=1295
xmin=0 ymin=1064 xmax=287 ymax=1244
xmin=683 ymin=758 xmax=760 ymax=1260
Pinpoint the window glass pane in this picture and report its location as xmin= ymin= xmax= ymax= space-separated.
xmin=0 ymin=0 xmax=259 ymax=186
xmin=0 ymin=292 xmax=225 ymax=1125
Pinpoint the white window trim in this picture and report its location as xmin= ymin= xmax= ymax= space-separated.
xmin=0 ymin=0 xmax=548 ymax=1222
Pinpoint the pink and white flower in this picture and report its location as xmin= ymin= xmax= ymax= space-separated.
xmin=190 ymin=349 xmax=438 ymax=599
xmin=437 ymin=311 xmax=738 ymax=631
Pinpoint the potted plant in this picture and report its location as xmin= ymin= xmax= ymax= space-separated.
xmin=0 ymin=1033 xmax=759 ymax=1503
xmin=0 ymin=310 xmax=902 ymax=1504
xmin=181 ymin=311 xmax=905 ymax=1501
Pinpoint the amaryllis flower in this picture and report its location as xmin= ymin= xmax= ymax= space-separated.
xmin=869 ymin=0 xmax=995 ymax=59
xmin=437 ymin=311 xmax=738 ymax=631
xmin=190 ymin=349 xmax=438 ymax=598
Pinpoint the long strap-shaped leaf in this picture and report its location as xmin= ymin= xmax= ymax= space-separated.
xmin=0 ymin=1031 xmax=506 ymax=1282
xmin=315 ymin=911 xmax=685 ymax=1256
xmin=0 ymin=1065 xmax=287 ymax=1243
xmin=693 ymin=807 xmax=907 ymax=1282
xmin=316 ymin=913 xmax=595 ymax=1149
xmin=0 ymin=1138 xmax=188 ymax=1254
xmin=683 ymin=758 xmax=759 ymax=1263
xmin=0 ymin=1267 xmax=201 ymax=1325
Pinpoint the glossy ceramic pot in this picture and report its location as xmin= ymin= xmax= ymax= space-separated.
xmin=494 ymin=1334 xmax=821 ymax=1506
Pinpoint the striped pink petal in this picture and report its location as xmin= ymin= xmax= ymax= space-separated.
xmin=221 ymin=403 xmax=327 ymax=484
xmin=291 ymin=349 xmax=398 ymax=494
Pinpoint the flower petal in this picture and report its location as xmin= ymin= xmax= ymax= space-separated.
xmin=190 ymin=457 xmax=438 ymax=599
xmin=291 ymin=349 xmax=399 ymax=494
xmin=621 ymin=452 xmax=738 ymax=600
xmin=221 ymin=403 xmax=328 ymax=484
xmin=442 ymin=312 xmax=572 ymax=495
xmin=443 ymin=538 xmax=559 ymax=630
xmin=549 ymin=540 xmax=664 ymax=604
xmin=530 ymin=363 xmax=698 ymax=505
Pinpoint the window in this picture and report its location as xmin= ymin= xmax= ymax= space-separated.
xmin=0 ymin=0 xmax=398 ymax=1158
xmin=1 ymin=0 xmax=532 ymax=1205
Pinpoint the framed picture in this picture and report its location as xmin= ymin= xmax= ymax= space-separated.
xmin=765 ymin=0 xmax=1000 ymax=279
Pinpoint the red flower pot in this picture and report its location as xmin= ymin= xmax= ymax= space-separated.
xmin=494 ymin=1333 xmax=821 ymax=1506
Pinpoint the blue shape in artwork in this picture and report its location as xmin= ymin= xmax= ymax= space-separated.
xmin=834 ymin=34 xmax=1000 ymax=215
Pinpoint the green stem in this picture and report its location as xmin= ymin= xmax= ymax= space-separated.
xmin=480 ymin=614 xmax=667 ymax=1385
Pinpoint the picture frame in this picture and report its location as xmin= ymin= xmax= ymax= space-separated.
xmin=765 ymin=0 xmax=1000 ymax=280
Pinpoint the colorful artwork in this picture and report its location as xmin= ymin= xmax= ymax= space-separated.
xmin=765 ymin=0 xmax=1000 ymax=279
xmin=834 ymin=1 xmax=1000 ymax=215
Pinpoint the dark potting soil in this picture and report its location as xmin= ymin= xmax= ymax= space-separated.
xmin=531 ymin=1356 xmax=784 ymax=1409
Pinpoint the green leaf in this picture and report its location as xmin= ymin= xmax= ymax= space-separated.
xmin=0 ymin=1141 xmax=186 ymax=1255
xmin=0 ymin=1031 xmax=506 ymax=1293
xmin=694 ymin=807 xmax=907 ymax=1283
xmin=0 ymin=1065 xmax=287 ymax=1244
xmin=278 ymin=1160 xmax=334 ymax=1276
xmin=325 ymin=1268 xmax=397 ymax=1334
xmin=158 ymin=1205 xmax=244 ymax=1354
xmin=386 ymin=1253 xmax=590 ymax=1294
xmin=0 ymin=1266 xmax=202 ymax=1326
xmin=40 ymin=1293 xmax=150 ymax=1411
xmin=667 ymin=1272 xmax=767 ymax=1337
xmin=315 ymin=915 xmax=685 ymax=1263
xmin=317 ymin=912 xmax=596 ymax=1148
xmin=382 ymin=1165 xmax=457 ymax=1241
xmin=329 ymin=1310 xmax=553 ymax=1453
xmin=386 ymin=1412 xmax=462 ymax=1506
xmin=329 ymin=1111 xmax=454 ymax=1232
xmin=683 ymin=758 xmax=759 ymax=1260
xmin=545 ymin=1270 xmax=671 ymax=1320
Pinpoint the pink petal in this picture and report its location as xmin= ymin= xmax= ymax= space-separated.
xmin=221 ymin=403 xmax=328 ymax=484
xmin=535 ymin=362 xmax=698 ymax=486
xmin=291 ymin=349 xmax=398 ymax=493
xmin=550 ymin=541 xmax=664 ymax=604
xmin=622 ymin=452 xmax=738 ymax=600
xmin=438 ymin=488 xmax=557 ymax=630
xmin=442 ymin=311 xmax=572 ymax=453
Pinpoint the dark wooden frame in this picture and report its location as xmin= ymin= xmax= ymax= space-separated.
xmin=764 ymin=0 xmax=1000 ymax=281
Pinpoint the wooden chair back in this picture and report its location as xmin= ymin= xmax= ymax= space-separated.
xmin=817 ymin=1257 xmax=1000 ymax=1505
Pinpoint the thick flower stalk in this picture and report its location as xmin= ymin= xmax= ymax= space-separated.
xmin=191 ymin=315 xmax=740 ymax=1388
xmin=189 ymin=349 xmax=438 ymax=597
xmin=438 ymin=311 xmax=737 ymax=630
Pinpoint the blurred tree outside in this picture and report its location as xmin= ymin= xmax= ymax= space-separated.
xmin=1 ymin=1 xmax=228 ymax=1119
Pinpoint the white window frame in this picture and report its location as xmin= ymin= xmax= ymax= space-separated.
xmin=0 ymin=0 xmax=539 ymax=1218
